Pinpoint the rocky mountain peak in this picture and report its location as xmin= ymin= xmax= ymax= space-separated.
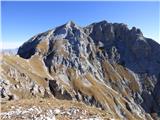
xmin=52 ymin=20 xmax=83 ymax=40
xmin=1 ymin=20 xmax=160 ymax=120
xmin=65 ymin=20 xmax=77 ymax=28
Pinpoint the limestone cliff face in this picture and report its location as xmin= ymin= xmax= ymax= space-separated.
xmin=1 ymin=20 xmax=160 ymax=120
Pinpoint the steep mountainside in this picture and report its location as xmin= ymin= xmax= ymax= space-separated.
xmin=1 ymin=20 xmax=160 ymax=120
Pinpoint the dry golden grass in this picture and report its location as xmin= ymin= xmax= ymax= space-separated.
xmin=66 ymin=67 xmax=146 ymax=120
xmin=113 ymin=63 xmax=140 ymax=93
xmin=102 ymin=60 xmax=122 ymax=82
xmin=102 ymin=60 xmax=140 ymax=99
xmin=1 ymin=55 xmax=49 ymax=87
xmin=37 ymin=40 xmax=49 ymax=54
xmin=29 ymin=54 xmax=50 ymax=79
xmin=11 ymin=89 xmax=35 ymax=99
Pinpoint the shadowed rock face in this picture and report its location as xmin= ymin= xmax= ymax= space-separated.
xmin=1 ymin=20 xmax=160 ymax=120
xmin=48 ymin=80 xmax=72 ymax=100
xmin=85 ymin=21 xmax=160 ymax=75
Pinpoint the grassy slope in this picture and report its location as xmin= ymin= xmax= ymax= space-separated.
xmin=0 ymin=54 xmax=152 ymax=120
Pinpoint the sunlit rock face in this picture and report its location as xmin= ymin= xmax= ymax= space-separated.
xmin=1 ymin=20 xmax=160 ymax=120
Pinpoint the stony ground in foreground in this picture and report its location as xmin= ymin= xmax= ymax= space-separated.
xmin=0 ymin=98 xmax=114 ymax=120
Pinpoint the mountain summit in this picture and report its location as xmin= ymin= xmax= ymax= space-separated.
xmin=1 ymin=20 xmax=160 ymax=120
xmin=65 ymin=20 xmax=77 ymax=27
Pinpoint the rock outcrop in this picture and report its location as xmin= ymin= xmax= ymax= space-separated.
xmin=1 ymin=20 xmax=160 ymax=120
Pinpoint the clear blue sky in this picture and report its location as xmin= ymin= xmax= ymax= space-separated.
xmin=1 ymin=1 xmax=160 ymax=49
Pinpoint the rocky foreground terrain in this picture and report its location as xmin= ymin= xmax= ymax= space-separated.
xmin=1 ymin=20 xmax=160 ymax=120
xmin=1 ymin=98 xmax=112 ymax=120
